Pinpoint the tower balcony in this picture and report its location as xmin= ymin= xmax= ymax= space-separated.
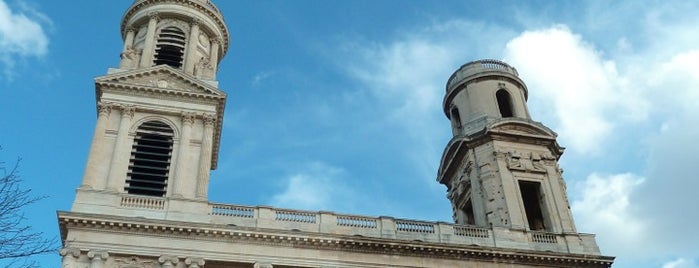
xmin=446 ymin=59 xmax=522 ymax=94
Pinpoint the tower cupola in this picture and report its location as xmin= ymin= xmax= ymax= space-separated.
xmin=117 ymin=0 xmax=230 ymax=81
xmin=444 ymin=59 xmax=531 ymax=136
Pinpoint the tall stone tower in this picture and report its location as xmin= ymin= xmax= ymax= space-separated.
xmin=58 ymin=1 xmax=613 ymax=267
xmin=71 ymin=0 xmax=229 ymax=221
xmin=438 ymin=59 xmax=577 ymax=236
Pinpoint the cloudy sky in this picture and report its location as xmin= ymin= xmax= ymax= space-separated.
xmin=1 ymin=0 xmax=698 ymax=267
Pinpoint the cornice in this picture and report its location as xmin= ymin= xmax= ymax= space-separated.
xmin=58 ymin=212 xmax=614 ymax=267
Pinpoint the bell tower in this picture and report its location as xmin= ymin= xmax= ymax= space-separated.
xmin=438 ymin=59 xmax=577 ymax=233
xmin=72 ymin=0 xmax=229 ymax=221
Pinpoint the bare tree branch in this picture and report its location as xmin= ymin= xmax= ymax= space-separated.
xmin=0 ymin=152 xmax=58 ymax=266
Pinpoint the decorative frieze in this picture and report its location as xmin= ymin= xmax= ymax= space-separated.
xmin=115 ymin=256 xmax=156 ymax=268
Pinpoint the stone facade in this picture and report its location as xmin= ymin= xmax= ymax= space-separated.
xmin=58 ymin=1 xmax=614 ymax=267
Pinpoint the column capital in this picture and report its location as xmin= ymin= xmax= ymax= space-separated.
xmin=59 ymin=247 xmax=81 ymax=258
xmin=182 ymin=112 xmax=196 ymax=125
xmin=87 ymin=250 xmax=109 ymax=260
xmin=148 ymin=11 xmax=160 ymax=21
xmin=119 ymin=105 xmax=136 ymax=118
xmin=97 ymin=102 xmax=113 ymax=116
xmin=185 ymin=257 xmax=205 ymax=268
xmin=203 ymin=114 xmax=217 ymax=126
xmin=125 ymin=26 xmax=136 ymax=33
xmin=191 ymin=18 xmax=201 ymax=26
xmin=158 ymin=255 xmax=180 ymax=266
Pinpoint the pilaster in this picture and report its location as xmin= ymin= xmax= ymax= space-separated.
xmin=106 ymin=105 xmax=135 ymax=192
xmin=82 ymin=102 xmax=113 ymax=190
xmin=174 ymin=112 xmax=195 ymax=198
xmin=196 ymin=114 xmax=215 ymax=198
xmin=184 ymin=19 xmax=201 ymax=74
xmin=139 ymin=12 xmax=159 ymax=68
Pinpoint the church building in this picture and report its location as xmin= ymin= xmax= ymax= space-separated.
xmin=58 ymin=1 xmax=615 ymax=267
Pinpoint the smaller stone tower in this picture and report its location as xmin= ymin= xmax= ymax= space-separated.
xmin=72 ymin=0 xmax=229 ymax=222
xmin=438 ymin=59 xmax=576 ymax=234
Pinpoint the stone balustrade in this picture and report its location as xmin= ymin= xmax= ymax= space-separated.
xmin=107 ymin=195 xmax=596 ymax=254
xmin=447 ymin=59 xmax=520 ymax=92
xmin=204 ymin=202 xmax=598 ymax=254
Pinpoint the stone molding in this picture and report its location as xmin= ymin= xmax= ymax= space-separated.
xmin=59 ymin=212 xmax=613 ymax=267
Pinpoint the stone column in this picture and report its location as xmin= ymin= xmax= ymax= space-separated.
xmin=174 ymin=112 xmax=195 ymax=197
xmin=119 ymin=28 xmax=136 ymax=68
xmin=184 ymin=19 xmax=201 ymax=74
xmin=106 ymin=105 xmax=135 ymax=192
xmin=60 ymin=247 xmax=81 ymax=268
xmin=185 ymin=257 xmax=205 ymax=268
xmin=158 ymin=255 xmax=179 ymax=268
xmin=139 ymin=12 xmax=159 ymax=68
xmin=254 ymin=262 xmax=273 ymax=268
xmin=87 ymin=250 xmax=108 ymax=268
xmin=208 ymin=38 xmax=220 ymax=78
xmin=82 ymin=102 xmax=112 ymax=190
xmin=196 ymin=114 xmax=216 ymax=198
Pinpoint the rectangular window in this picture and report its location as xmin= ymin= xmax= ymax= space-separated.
xmin=518 ymin=181 xmax=546 ymax=231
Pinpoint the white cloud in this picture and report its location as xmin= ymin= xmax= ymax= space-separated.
xmin=342 ymin=20 xmax=516 ymax=183
xmin=503 ymin=26 xmax=649 ymax=155
xmin=571 ymin=173 xmax=647 ymax=256
xmin=0 ymin=0 xmax=50 ymax=79
xmin=663 ymin=258 xmax=699 ymax=268
xmin=270 ymin=162 xmax=354 ymax=211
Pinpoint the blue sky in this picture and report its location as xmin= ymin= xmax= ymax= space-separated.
xmin=1 ymin=0 xmax=698 ymax=267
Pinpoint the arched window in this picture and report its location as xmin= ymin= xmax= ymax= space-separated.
xmin=154 ymin=27 xmax=186 ymax=68
xmin=125 ymin=121 xmax=174 ymax=197
xmin=496 ymin=89 xmax=514 ymax=118
xmin=450 ymin=106 xmax=462 ymax=129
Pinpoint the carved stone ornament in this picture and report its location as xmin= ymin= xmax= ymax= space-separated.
xmin=120 ymin=45 xmax=142 ymax=69
xmin=505 ymin=151 xmax=546 ymax=173
xmin=87 ymin=250 xmax=109 ymax=262
xmin=120 ymin=105 xmax=136 ymax=118
xmin=115 ymin=256 xmax=156 ymax=268
xmin=158 ymin=255 xmax=180 ymax=267
xmin=97 ymin=102 xmax=113 ymax=116
xmin=59 ymin=247 xmax=81 ymax=258
xmin=185 ymin=257 xmax=206 ymax=268
xmin=203 ymin=113 xmax=217 ymax=126
xmin=147 ymin=11 xmax=160 ymax=21
xmin=182 ymin=112 xmax=196 ymax=125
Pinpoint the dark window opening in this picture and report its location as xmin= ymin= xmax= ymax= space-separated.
xmin=519 ymin=181 xmax=546 ymax=231
xmin=496 ymin=89 xmax=514 ymax=118
xmin=450 ymin=106 xmax=462 ymax=129
xmin=125 ymin=121 xmax=174 ymax=197
xmin=154 ymin=27 xmax=186 ymax=68
xmin=462 ymin=199 xmax=475 ymax=225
